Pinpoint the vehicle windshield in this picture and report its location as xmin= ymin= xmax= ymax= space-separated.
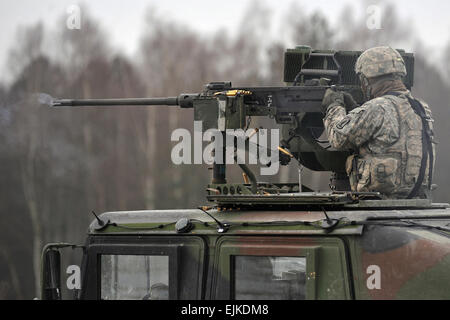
xmin=234 ymin=256 xmax=306 ymax=300
xmin=101 ymin=255 xmax=169 ymax=300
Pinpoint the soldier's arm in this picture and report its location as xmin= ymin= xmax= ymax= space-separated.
xmin=323 ymin=99 xmax=387 ymax=150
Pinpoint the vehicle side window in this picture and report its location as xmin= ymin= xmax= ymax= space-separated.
xmin=234 ymin=256 xmax=306 ymax=300
xmin=101 ymin=255 xmax=169 ymax=300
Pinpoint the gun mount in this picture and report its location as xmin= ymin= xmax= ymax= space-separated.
xmin=49 ymin=47 xmax=416 ymax=207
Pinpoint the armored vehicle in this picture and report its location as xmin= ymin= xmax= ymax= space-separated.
xmin=41 ymin=46 xmax=450 ymax=300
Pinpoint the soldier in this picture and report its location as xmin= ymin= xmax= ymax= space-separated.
xmin=322 ymin=46 xmax=435 ymax=199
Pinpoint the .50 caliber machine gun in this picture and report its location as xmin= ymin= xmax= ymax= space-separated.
xmin=49 ymin=46 xmax=415 ymax=206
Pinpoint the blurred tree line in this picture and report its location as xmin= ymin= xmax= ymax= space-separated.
xmin=0 ymin=1 xmax=449 ymax=299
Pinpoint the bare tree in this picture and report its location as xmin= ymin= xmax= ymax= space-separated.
xmin=138 ymin=9 xmax=224 ymax=208
xmin=7 ymin=23 xmax=44 ymax=78
xmin=7 ymin=23 xmax=49 ymax=295
xmin=284 ymin=3 xmax=335 ymax=50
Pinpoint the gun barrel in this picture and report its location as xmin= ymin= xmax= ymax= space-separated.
xmin=52 ymin=94 xmax=198 ymax=108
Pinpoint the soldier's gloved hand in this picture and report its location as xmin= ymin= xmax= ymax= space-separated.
xmin=343 ymin=92 xmax=358 ymax=112
xmin=321 ymin=89 xmax=345 ymax=114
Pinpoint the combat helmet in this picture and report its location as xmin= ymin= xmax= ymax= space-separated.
xmin=355 ymin=46 xmax=407 ymax=79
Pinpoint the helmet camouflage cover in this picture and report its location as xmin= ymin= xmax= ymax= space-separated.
xmin=355 ymin=46 xmax=407 ymax=79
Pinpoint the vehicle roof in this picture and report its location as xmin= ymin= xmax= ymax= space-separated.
xmin=89 ymin=204 xmax=450 ymax=236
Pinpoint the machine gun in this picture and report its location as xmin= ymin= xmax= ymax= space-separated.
xmin=49 ymin=46 xmax=415 ymax=204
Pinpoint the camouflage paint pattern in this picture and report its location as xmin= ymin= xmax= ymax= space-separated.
xmin=350 ymin=225 xmax=450 ymax=299
xmin=74 ymin=207 xmax=450 ymax=300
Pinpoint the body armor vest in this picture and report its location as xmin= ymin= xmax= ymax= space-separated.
xmin=346 ymin=92 xmax=434 ymax=198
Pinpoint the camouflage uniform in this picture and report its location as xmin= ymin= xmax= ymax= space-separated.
xmin=323 ymin=47 xmax=435 ymax=199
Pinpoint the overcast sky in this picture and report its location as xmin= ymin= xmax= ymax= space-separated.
xmin=0 ymin=0 xmax=449 ymax=83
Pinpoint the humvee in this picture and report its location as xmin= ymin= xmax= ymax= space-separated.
xmin=41 ymin=47 xmax=450 ymax=300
